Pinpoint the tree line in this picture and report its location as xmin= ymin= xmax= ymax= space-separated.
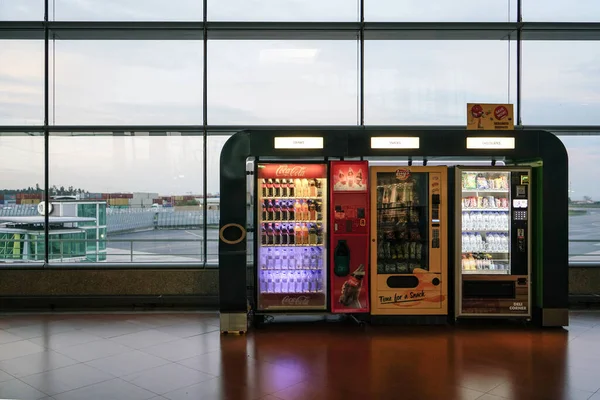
xmin=0 ymin=184 xmax=89 ymax=196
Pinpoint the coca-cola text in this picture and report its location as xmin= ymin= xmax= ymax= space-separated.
xmin=282 ymin=295 xmax=310 ymax=306
xmin=276 ymin=165 xmax=307 ymax=178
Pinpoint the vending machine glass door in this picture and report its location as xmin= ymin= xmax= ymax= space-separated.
xmin=256 ymin=163 xmax=328 ymax=311
xmin=459 ymin=171 xmax=511 ymax=275
xmin=375 ymin=170 xmax=429 ymax=274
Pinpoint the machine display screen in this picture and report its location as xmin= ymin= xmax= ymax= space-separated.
xmin=513 ymin=199 xmax=528 ymax=209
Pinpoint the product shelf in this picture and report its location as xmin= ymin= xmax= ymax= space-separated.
xmin=462 ymin=269 xmax=510 ymax=275
xmin=463 ymin=208 xmax=509 ymax=212
xmin=462 ymin=229 xmax=509 ymax=233
xmin=462 ymin=189 xmax=509 ymax=193
xmin=259 ymin=290 xmax=325 ymax=295
xmin=263 ymin=196 xmax=323 ymax=200
xmin=261 ymin=220 xmax=322 ymax=223
xmin=260 ymin=267 xmax=323 ymax=271
xmin=260 ymin=244 xmax=324 ymax=247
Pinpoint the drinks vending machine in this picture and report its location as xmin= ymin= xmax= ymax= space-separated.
xmin=369 ymin=166 xmax=448 ymax=316
xmin=455 ymin=167 xmax=532 ymax=318
xmin=257 ymin=163 xmax=328 ymax=311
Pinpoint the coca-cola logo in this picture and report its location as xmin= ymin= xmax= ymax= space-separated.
xmin=276 ymin=165 xmax=306 ymax=177
xmin=282 ymin=295 xmax=310 ymax=306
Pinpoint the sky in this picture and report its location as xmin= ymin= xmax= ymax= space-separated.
xmin=1 ymin=1 xmax=600 ymax=199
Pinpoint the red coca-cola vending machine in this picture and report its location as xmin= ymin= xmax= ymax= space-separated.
xmin=256 ymin=163 xmax=329 ymax=311
xmin=329 ymin=161 xmax=370 ymax=314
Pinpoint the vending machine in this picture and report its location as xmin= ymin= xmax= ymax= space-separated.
xmin=369 ymin=166 xmax=448 ymax=316
xmin=455 ymin=167 xmax=531 ymax=319
xmin=329 ymin=161 xmax=370 ymax=314
xmin=256 ymin=163 xmax=328 ymax=311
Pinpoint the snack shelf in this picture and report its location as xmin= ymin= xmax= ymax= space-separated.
xmin=462 ymin=270 xmax=510 ymax=275
xmin=462 ymin=189 xmax=509 ymax=193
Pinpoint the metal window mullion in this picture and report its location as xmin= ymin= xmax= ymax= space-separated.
xmin=43 ymin=0 xmax=50 ymax=265
xmin=202 ymin=0 xmax=208 ymax=267
xmin=516 ymin=0 xmax=522 ymax=125
xmin=359 ymin=0 xmax=365 ymax=126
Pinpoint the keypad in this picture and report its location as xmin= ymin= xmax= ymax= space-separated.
xmin=432 ymin=229 xmax=440 ymax=248
xmin=514 ymin=210 xmax=527 ymax=220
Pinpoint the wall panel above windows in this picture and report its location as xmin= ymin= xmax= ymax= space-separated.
xmin=365 ymin=0 xmax=518 ymax=22
xmin=523 ymin=0 xmax=600 ymax=22
xmin=208 ymin=0 xmax=358 ymax=22
xmin=522 ymin=41 xmax=600 ymax=126
xmin=50 ymin=0 xmax=203 ymax=21
xmin=0 ymin=40 xmax=44 ymax=125
xmin=49 ymin=40 xmax=203 ymax=125
xmin=207 ymin=40 xmax=359 ymax=125
xmin=364 ymin=40 xmax=516 ymax=125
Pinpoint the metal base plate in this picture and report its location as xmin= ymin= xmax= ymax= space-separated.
xmin=220 ymin=312 xmax=248 ymax=334
xmin=542 ymin=308 xmax=569 ymax=327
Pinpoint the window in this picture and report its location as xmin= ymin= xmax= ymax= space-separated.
xmin=522 ymin=41 xmax=600 ymax=125
xmin=0 ymin=0 xmax=44 ymax=21
xmin=0 ymin=133 xmax=44 ymax=264
xmin=365 ymin=0 xmax=517 ymax=22
xmin=49 ymin=133 xmax=204 ymax=263
xmin=523 ymin=0 xmax=600 ymax=22
xmin=558 ymin=136 xmax=600 ymax=263
xmin=49 ymin=0 xmax=203 ymax=21
xmin=0 ymin=41 xmax=44 ymax=125
xmin=50 ymin=41 xmax=203 ymax=125
xmin=208 ymin=0 xmax=358 ymax=21
xmin=364 ymin=40 xmax=516 ymax=125
xmin=207 ymin=40 xmax=359 ymax=125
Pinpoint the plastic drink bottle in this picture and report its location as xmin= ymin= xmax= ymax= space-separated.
xmin=334 ymin=240 xmax=350 ymax=277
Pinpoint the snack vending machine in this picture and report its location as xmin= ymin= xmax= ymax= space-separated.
xmin=256 ymin=163 xmax=328 ymax=311
xmin=370 ymin=166 xmax=448 ymax=316
xmin=455 ymin=167 xmax=531 ymax=319
xmin=329 ymin=161 xmax=370 ymax=314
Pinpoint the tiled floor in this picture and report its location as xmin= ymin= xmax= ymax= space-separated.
xmin=0 ymin=311 xmax=598 ymax=400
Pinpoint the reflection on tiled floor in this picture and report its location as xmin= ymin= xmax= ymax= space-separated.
xmin=0 ymin=311 xmax=598 ymax=400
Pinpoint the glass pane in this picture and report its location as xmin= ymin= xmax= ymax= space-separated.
xmin=364 ymin=40 xmax=516 ymax=125
xmin=0 ymin=0 xmax=44 ymax=20
xmin=522 ymin=42 xmax=600 ymax=125
xmin=558 ymin=136 xmax=600 ymax=263
xmin=0 ymin=134 xmax=44 ymax=264
xmin=50 ymin=40 xmax=203 ymax=125
xmin=0 ymin=41 xmax=44 ymax=125
xmin=375 ymin=172 xmax=429 ymax=274
xmin=523 ymin=0 xmax=600 ymax=22
xmin=208 ymin=0 xmax=358 ymax=21
xmin=50 ymin=0 xmax=202 ymax=21
xmin=365 ymin=0 xmax=517 ymax=22
xmin=208 ymin=40 xmax=359 ymax=125
xmin=49 ymin=134 xmax=204 ymax=264
xmin=460 ymin=171 xmax=511 ymax=274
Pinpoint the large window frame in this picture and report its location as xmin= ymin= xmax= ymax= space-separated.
xmin=1 ymin=0 xmax=599 ymax=268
